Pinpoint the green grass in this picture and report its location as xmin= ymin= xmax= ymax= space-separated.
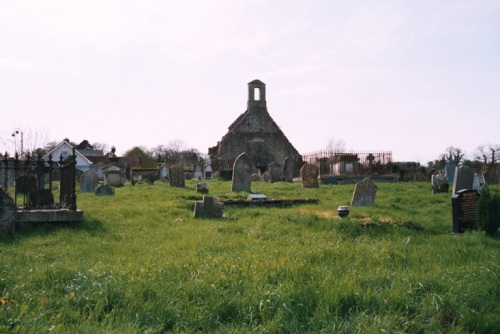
xmin=1 ymin=180 xmax=499 ymax=333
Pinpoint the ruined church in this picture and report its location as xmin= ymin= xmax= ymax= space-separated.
xmin=209 ymin=80 xmax=301 ymax=176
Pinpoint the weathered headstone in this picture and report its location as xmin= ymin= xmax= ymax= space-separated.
xmin=351 ymin=178 xmax=377 ymax=206
xmin=80 ymin=170 xmax=98 ymax=193
xmin=452 ymin=189 xmax=479 ymax=233
xmin=196 ymin=183 xmax=209 ymax=194
xmin=445 ymin=162 xmax=457 ymax=184
xmin=300 ymin=164 xmax=319 ymax=188
xmin=452 ymin=165 xmax=475 ymax=194
xmin=431 ymin=173 xmax=449 ymax=194
xmin=193 ymin=195 xmax=224 ymax=218
xmin=268 ymin=162 xmax=281 ymax=182
xmin=283 ymin=157 xmax=295 ymax=182
xmin=261 ymin=171 xmax=271 ymax=182
xmin=472 ymin=173 xmax=485 ymax=192
xmin=95 ymin=184 xmax=115 ymax=196
xmin=169 ymin=164 xmax=185 ymax=187
xmin=0 ymin=188 xmax=16 ymax=234
xmin=232 ymin=152 xmax=252 ymax=192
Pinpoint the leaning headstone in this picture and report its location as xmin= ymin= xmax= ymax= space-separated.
xmin=351 ymin=178 xmax=377 ymax=206
xmin=196 ymin=183 xmax=209 ymax=194
xmin=472 ymin=173 xmax=485 ymax=192
xmin=445 ymin=162 xmax=457 ymax=184
xmin=0 ymin=188 xmax=16 ymax=234
xmin=193 ymin=195 xmax=224 ymax=218
xmin=268 ymin=162 xmax=281 ymax=182
xmin=300 ymin=164 xmax=319 ymax=188
xmin=431 ymin=173 xmax=449 ymax=194
xmin=95 ymin=184 xmax=115 ymax=196
xmin=232 ymin=152 xmax=252 ymax=192
xmin=452 ymin=189 xmax=479 ymax=233
xmin=80 ymin=170 xmax=98 ymax=193
xmin=283 ymin=157 xmax=295 ymax=182
xmin=169 ymin=164 xmax=185 ymax=187
xmin=452 ymin=165 xmax=475 ymax=194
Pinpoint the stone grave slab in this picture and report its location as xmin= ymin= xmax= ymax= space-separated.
xmin=194 ymin=195 xmax=224 ymax=218
xmin=169 ymin=164 xmax=185 ymax=187
xmin=283 ymin=157 xmax=295 ymax=182
xmin=300 ymin=164 xmax=319 ymax=188
xmin=232 ymin=152 xmax=252 ymax=192
xmin=351 ymin=178 xmax=377 ymax=206
xmin=80 ymin=170 xmax=98 ymax=193
xmin=95 ymin=184 xmax=115 ymax=196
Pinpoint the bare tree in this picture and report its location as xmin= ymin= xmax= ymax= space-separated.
xmin=0 ymin=125 xmax=51 ymax=157
xmin=474 ymin=144 xmax=500 ymax=167
xmin=442 ymin=146 xmax=466 ymax=165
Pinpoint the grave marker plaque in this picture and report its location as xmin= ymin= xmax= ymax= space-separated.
xmin=452 ymin=189 xmax=479 ymax=233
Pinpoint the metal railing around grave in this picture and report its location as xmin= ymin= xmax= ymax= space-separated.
xmin=302 ymin=150 xmax=393 ymax=176
xmin=1 ymin=148 xmax=77 ymax=210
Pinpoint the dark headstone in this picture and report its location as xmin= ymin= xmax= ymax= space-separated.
xmin=0 ymin=188 xmax=16 ymax=234
xmin=452 ymin=165 xmax=474 ymax=194
xmin=268 ymin=162 xmax=281 ymax=182
xmin=232 ymin=152 xmax=252 ymax=192
xmin=452 ymin=189 xmax=479 ymax=233
xmin=194 ymin=195 xmax=224 ymax=218
xmin=95 ymin=184 xmax=115 ymax=196
xmin=169 ymin=164 xmax=185 ymax=187
xmin=283 ymin=157 xmax=295 ymax=182
xmin=351 ymin=178 xmax=377 ymax=206
xmin=300 ymin=164 xmax=319 ymax=188
xmin=28 ymin=189 xmax=54 ymax=208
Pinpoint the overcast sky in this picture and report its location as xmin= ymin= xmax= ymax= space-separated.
xmin=1 ymin=0 xmax=499 ymax=164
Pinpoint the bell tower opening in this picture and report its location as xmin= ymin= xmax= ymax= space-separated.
xmin=247 ymin=79 xmax=267 ymax=110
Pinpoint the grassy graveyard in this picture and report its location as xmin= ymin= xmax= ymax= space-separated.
xmin=1 ymin=180 xmax=499 ymax=333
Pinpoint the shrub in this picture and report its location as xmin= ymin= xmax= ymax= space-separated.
xmin=476 ymin=187 xmax=500 ymax=235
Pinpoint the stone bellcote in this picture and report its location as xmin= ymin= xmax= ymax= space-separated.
xmin=247 ymin=79 xmax=267 ymax=110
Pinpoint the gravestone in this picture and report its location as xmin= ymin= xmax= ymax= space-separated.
xmin=283 ymin=157 xmax=295 ymax=182
xmin=28 ymin=189 xmax=54 ymax=208
xmin=194 ymin=164 xmax=203 ymax=179
xmin=196 ymin=183 xmax=209 ymax=194
xmin=261 ymin=171 xmax=271 ymax=182
xmin=95 ymin=184 xmax=115 ymax=196
xmin=452 ymin=166 xmax=475 ymax=194
xmin=80 ymin=170 xmax=98 ymax=193
xmin=351 ymin=178 xmax=377 ymax=206
xmin=431 ymin=173 xmax=449 ymax=193
xmin=268 ymin=162 xmax=281 ymax=182
xmin=472 ymin=173 xmax=485 ymax=192
xmin=0 ymin=188 xmax=16 ymax=234
xmin=300 ymin=164 xmax=319 ymax=188
xmin=169 ymin=164 xmax=185 ymax=187
xmin=232 ymin=152 xmax=252 ymax=192
xmin=445 ymin=162 xmax=457 ymax=184
xmin=452 ymin=189 xmax=479 ymax=233
xmin=193 ymin=195 xmax=224 ymax=218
